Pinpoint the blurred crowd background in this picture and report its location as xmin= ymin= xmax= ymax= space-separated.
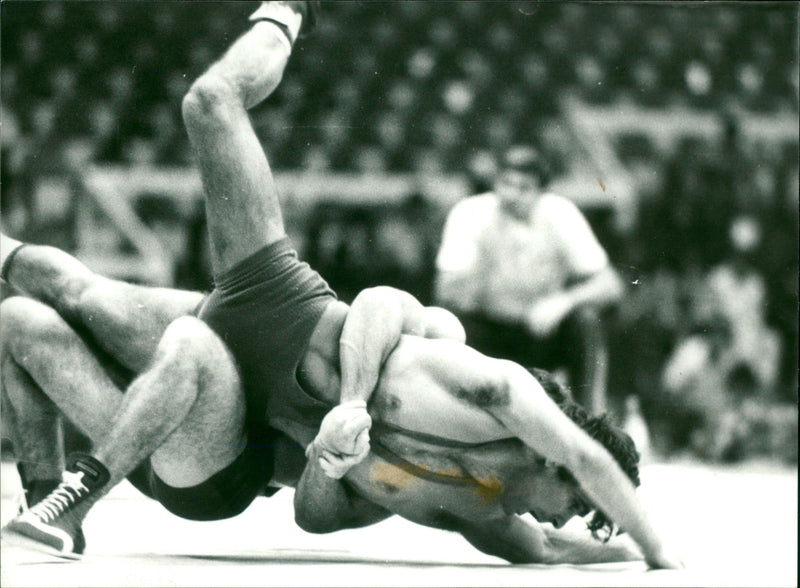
xmin=1 ymin=1 xmax=798 ymax=464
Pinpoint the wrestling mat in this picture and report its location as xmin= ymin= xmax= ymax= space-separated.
xmin=1 ymin=459 xmax=796 ymax=587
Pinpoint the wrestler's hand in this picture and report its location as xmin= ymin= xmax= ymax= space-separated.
xmin=309 ymin=400 xmax=372 ymax=479
xmin=645 ymin=546 xmax=685 ymax=570
xmin=314 ymin=436 xmax=369 ymax=479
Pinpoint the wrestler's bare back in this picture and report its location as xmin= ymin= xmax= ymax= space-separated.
xmin=300 ymin=300 xmax=514 ymax=446
xmin=292 ymin=300 xmax=541 ymax=526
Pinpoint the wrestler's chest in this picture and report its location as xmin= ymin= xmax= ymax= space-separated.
xmin=353 ymin=454 xmax=506 ymax=524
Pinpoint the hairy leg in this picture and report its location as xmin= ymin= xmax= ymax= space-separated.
xmin=182 ymin=20 xmax=295 ymax=274
xmin=1 ymin=296 xmax=126 ymax=504
xmin=1 ymin=297 xmax=126 ymax=441
xmin=1 ymin=358 xmax=66 ymax=479
xmin=2 ymin=302 xmax=245 ymax=544
xmin=1 ymin=359 xmax=66 ymax=504
xmin=2 ymin=239 xmax=203 ymax=372
xmin=93 ymin=316 xmax=246 ymax=489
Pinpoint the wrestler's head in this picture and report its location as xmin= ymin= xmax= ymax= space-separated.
xmin=495 ymin=145 xmax=551 ymax=220
xmin=501 ymin=459 xmax=592 ymax=530
xmin=527 ymin=367 xmax=641 ymax=540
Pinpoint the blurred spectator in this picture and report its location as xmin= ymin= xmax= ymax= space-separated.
xmin=374 ymin=110 xmax=411 ymax=171
xmin=464 ymin=148 xmax=498 ymax=194
xmin=435 ymin=145 xmax=624 ymax=413
xmin=701 ymin=216 xmax=781 ymax=395
xmin=371 ymin=193 xmax=441 ymax=304
xmin=659 ymin=316 xmax=748 ymax=461
xmin=0 ymin=104 xmax=29 ymax=235
xmin=646 ymin=109 xmax=749 ymax=271
xmin=351 ymin=144 xmax=388 ymax=174
xmin=760 ymin=161 xmax=799 ymax=403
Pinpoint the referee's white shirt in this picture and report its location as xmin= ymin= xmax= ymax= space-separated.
xmin=435 ymin=193 xmax=609 ymax=323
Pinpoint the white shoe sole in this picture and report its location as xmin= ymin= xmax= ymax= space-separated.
xmin=1 ymin=527 xmax=83 ymax=561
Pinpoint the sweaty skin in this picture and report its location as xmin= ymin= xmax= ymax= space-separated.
xmin=291 ymin=288 xmax=680 ymax=568
xmin=295 ymin=302 xmax=509 ymax=448
xmin=297 ymin=327 xmax=576 ymax=526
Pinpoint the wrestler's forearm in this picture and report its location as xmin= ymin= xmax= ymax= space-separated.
xmin=338 ymin=287 xmax=425 ymax=404
xmin=571 ymin=450 xmax=670 ymax=567
xmin=294 ymin=444 xmax=389 ymax=532
xmin=542 ymin=526 xmax=643 ymax=565
xmin=463 ymin=514 xmax=641 ymax=565
xmin=294 ymin=444 xmax=356 ymax=532
xmin=0 ymin=236 xmax=95 ymax=308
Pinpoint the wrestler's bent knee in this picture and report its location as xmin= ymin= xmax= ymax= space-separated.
xmin=182 ymin=75 xmax=239 ymax=128
xmin=159 ymin=316 xmax=218 ymax=354
xmin=0 ymin=297 xmax=73 ymax=354
xmin=155 ymin=316 xmax=239 ymax=398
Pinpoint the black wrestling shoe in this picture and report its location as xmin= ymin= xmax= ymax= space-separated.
xmin=13 ymin=480 xmax=61 ymax=518
xmin=3 ymin=454 xmax=110 ymax=558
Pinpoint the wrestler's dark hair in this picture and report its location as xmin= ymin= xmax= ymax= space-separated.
xmin=526 ymin=367 xmax=641 ymax=541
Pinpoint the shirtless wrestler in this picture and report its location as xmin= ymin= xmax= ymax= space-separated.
xmin=1 ymin=1 xmax=681 ymax=568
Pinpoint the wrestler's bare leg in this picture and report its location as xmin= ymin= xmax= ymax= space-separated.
xmin=1 ymin=296 xmax=243 ymax=498
xmin=2 ymin=297 xmax=245 ymax=556
xmin=1 ymin=233 xmax=202 ymax=372
xmin=1 ymin=313 xmax=246 ymax=556
xmin=95 ymin=316 xmax=246 ymax=490
xmin=1 ymin=295 xmax=131 ymax=507
xmin=182 ymin=20 xmax=294 ymax=274
xmin=1 ymin=231 xmax=204 ymax=508
xmin=2 ymin=234 xmax=242 ymax=519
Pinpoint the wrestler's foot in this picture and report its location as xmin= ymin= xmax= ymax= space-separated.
xmin=3 ymin=454 xmax=110 ymax=558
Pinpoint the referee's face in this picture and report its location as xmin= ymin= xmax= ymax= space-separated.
xmin=496 ymin=169 xmax=539 ymax=220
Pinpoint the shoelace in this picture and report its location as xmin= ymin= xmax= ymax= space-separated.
xmin=14 ymin=489 xmax=29 ymax=516
xmin=27 ymin=471 xmax=89 ymax=523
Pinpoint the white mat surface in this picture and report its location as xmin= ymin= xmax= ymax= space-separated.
xmin=2 ymin=459 xmax=796 ymax=587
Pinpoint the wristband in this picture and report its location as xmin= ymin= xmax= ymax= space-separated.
xmin=1 ymin=243 xmax=26 ymax=283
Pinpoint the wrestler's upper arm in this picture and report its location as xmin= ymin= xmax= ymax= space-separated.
xmin=421 ymin=306 xmax=466 ymax=343
xmin=491 ymin=360 xmax=600 ymax=470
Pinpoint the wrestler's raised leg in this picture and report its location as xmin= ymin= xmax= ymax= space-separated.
xmin=182 ymin=4 xmax=311 ymax=274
